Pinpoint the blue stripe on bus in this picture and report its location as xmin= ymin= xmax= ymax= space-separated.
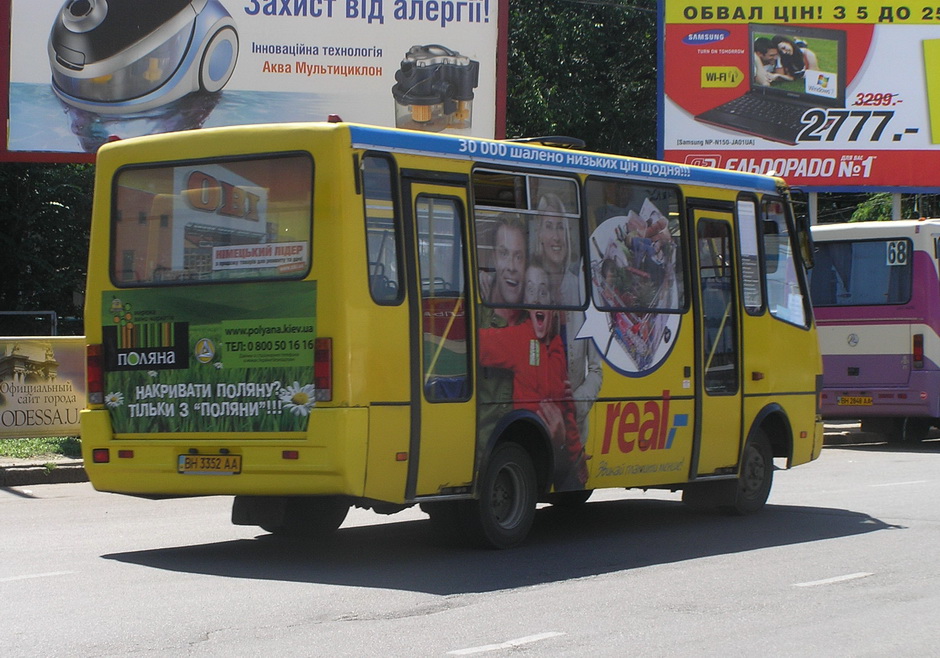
xmin=347 ymin=124 xmax=780 ymax=194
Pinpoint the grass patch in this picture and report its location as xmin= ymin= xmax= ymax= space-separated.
xmin=0 ymin=436 xmax=81 ymax=460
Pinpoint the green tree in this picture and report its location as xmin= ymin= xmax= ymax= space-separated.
xmin=848 ymin=192 xmax=896 ymax=222
xmin=807 ymin=192 xmax=940 ymax=224
xmin=0 ymin=163 xmax=94 ymax=334
xmin=507 ymin=0 xmax=658 ymax=157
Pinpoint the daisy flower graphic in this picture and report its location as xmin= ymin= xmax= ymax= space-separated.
xmin=104 ymin=391 xmax=124 ymax=408
xmin=279 ymin=381 xmax=317 ymax=416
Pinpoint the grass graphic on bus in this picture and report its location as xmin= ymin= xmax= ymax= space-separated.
xmin=104 ymin=361 xmax=315 ymax=433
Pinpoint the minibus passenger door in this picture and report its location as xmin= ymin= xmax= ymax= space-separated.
xmin=402 ymin=180 xmax=476 ymax=498
xmin=691 ymin=209 xmax=743 ymax=475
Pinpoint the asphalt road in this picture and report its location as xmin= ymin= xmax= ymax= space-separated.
xmin=2 ymin=432 xmax=939 ymax=657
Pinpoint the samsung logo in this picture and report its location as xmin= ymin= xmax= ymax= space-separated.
xmin=683 ymin=30 xmax=730 ymax=45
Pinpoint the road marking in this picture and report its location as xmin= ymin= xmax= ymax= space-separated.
xmin=793 ymin=572 xmax=873 ymax=588
xmin=869 ymin=480 xmax=928 ymax=488
xmin=448 ymin=632 xmax=566 ymax=655
xmin=0 ymin=571 xmax=75 ymax=583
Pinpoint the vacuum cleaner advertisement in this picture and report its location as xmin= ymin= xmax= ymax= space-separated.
xmin=3 ymin=0 xmax=502 ymax=157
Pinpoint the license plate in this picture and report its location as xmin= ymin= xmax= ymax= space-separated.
xmin=177 ymin=454 xmax=242 ymax=474
xmin=837 ymin=396 xmax=873 ymax=406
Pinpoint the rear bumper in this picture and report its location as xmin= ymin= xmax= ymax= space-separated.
xmin=819 ymin=374 xmax=940 ymax=420
xmin=79 ymin=406 xmax=368 ymax=497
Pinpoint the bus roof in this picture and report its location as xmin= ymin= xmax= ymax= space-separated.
xmin=811 ymin=218 xmax=940 ymax=240
xmin=346 ymin=124 xmax=783 ymax=195
xmin=96 ymin=121 xmax=786 ymax=196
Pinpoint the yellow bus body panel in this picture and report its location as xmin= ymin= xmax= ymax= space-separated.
xmin=81 ymin=406 xmax=368 ymax=497
xmin=363 ymin=405 xmax=410 ymax=503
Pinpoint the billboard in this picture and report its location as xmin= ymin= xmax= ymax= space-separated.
xmin=661 ymin=0 xmax=940 ymax=190
xmin=0 ymin=337 xmax=85 ymax=439
xmin=2 ymin=0 xmax=505 ymax=160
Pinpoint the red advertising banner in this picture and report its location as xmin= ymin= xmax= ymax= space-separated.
xmin=660 ymin=1 xmax=940 ymax=190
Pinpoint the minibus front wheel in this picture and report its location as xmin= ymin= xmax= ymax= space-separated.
xmin=682 ymin=430 xmax=773 ymax=514
xmin=721 ymin=430 xmax=774 ymax=515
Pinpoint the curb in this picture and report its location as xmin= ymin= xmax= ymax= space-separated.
xmin=0 ymin=460 xmax=88 ymax=487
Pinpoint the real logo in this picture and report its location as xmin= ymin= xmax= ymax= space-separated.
xmin=600 ymin=390 xmax=689 ymax=454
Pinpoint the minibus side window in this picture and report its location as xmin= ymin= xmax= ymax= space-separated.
xmin=473 ymin=170 xmax=585 ymax=310
xmin=363 ymin=155 xmax=403 ymax=304
xmin=583 ymin=179 xmax=685 ymax=313
xmin=762 ymin=198 xmax=808 ymax=327
xmin=737 ymin=196 xmax=763 ymax=315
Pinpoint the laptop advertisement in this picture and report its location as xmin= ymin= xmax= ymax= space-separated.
xmin=661 ymin=2 xmax=940 ymax=190
xmin=693 ymin=24 xmax=846 ymax=146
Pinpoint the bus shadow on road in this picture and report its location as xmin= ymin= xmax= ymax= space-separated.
xmin=103 ymin=499 xmax=899 ymax=595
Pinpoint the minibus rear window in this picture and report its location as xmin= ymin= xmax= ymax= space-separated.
xmin=111 ymin=153 xmax=313 ymax=286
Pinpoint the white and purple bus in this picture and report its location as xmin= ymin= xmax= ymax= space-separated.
xmin=810 ymin=219 xmax=940 ymax=442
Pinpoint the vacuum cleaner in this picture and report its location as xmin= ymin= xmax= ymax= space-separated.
xmin=48 ymin=0 xmax=238 ymax=114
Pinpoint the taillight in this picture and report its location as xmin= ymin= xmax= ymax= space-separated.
xmin=913 ymin=333 xmax=924 ymax=369
xmin=315 ymin=337 xmax=332 ymax=401
xmin=87 ymin=344 xmax=104 ymax=405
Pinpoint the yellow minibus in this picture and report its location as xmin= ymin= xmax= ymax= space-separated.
xmin=81 ymin=121 xmax=823 ymax=547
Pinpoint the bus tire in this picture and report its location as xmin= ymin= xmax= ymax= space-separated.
xmin=890 ymin=418 xmax=931 ymax=443
xmin=720 ymin=430 xmax=773 ymax=515
xmin=261 ymin=496 xmax=349 ymax=538
xmin=461 ymin=442 xmax=537 ymax=549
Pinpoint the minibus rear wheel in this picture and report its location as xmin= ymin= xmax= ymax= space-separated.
xmin=461 ymin=442 xmax=537 ymax=549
